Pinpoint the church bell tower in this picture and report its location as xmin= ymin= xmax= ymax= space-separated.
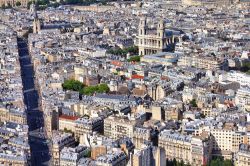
xmin=31 ymin=2 xmax=41 ymax=34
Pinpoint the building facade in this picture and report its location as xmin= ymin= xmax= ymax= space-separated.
xmin=158 ymin=130 xmax=211 ymax=166
xmin=52 ymin=132 xmax=76 ymax=166
xmin=104 ymin=116 xmax=136 ymax=140
xmin=74 ymin=117 xmax=103 ymax=139
xmin=0 ymin=0 xmax=29 ymax=7
xmin=178 ymin=55 xmax=228 ymax=70
xmin=0 ymin=106 xmax=26 ymax=124
xmin=137 ymin=18 xmax=181 ymax=56
xmin=236 ymin=144 xmax=250 ymax=166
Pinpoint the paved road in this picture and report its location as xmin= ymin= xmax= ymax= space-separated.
xmin=17 ymin=38 xmax=51 ymax=166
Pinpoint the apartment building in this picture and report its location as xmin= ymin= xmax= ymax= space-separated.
xmin=147 ymin=83 xmax=173 ymax=101
xmin=104 ymin=116 xmax=137 ymax=140
xmin=236 ymin=144 xmax=250 ymax=166
xmin=95 ymin=149 xmax=127 ymax=166
xmin=104 ymin=113 xmax=146 ymax=140
xmin=219 ymin=71 xmax=250 ymax=86
xmin=60 ymin=146 xmax=89 ymax=166
xmin=132 ymin=127 xmax=152 ymax=149
xmin=52 ymin=132 xmax=75 ymax=166
xmin=182 ymin=0 xmax=232 ymax=6
xmin=130 ymin=144 xmax=166 ymax=166
xmin=210 ymin=128 xmax=243 ymax=155
xmin=0 ymin=106 xmax=26 ymax=124
xmin=178 ymin=55 xmax=228 ymax=70
xmin=59 ymin=115 xmax=78 ymax=133
xmin=158 ymin=130 xmax=211 ymax=166
xmin=44 ymin=108 xmax=59 ymax=138
xmin=74 ymin=117 xmax=103 ymax=139
xmin=235 ymin=86 xmax=250 ymax=110
xmin=0 ymin=153 xmax=28 ymax=166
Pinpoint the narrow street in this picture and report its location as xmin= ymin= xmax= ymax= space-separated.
xmin=17 ymin=37 xmax=51 ymax=166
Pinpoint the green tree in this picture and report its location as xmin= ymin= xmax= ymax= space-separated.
xmin=16 ymin=1 xmax=21 ymax=6
xmin=65 ymin=0 xmax=83 ymax=4
xmin=98 ymin=83 xmax=110 ymax=93
xmin=62 ymin=79 xmax=109 ymax=96
xmin=107 ymin=46 xmax=138 ymax=56
xmin=63 ymin=128 xmax=73 ymax=133
xmin=209 ymin=157 xmax=232 ymax=166
xmin=49 ymin=2 xmax=60 ymax=7
xmin=209 ymin=158 xmax=222 ymax=166
xmin=125 ymin=46 xmax=139 ymax=55
xmin=81 ymin=84 xmax=109 ymax=96
xmin=166 ymin=158 xmax=192 ymax=166
xmin=179 ymin=160 xmax=185 ymax=166
xmin=27 ymin=1 xmax=33 ymax=9
xmin=223 ymin=159 xmax=233 ymax=166
xmin=37 ymin=0 xmax=50 ymax=6
xmin=82 ymin=86 xmax=96 ymax=95
xmin=62 ymin=79 xmax=84 ymax=91
xmin=240 ymin=61 xmax=250 ymax=74
xmin=84 ymin=149 xmax=91 ymax=157
xmin=173 ymin=158 xmax=177 ymax=166
xmin=190 ymin=99 xmax=198 ymax=107
xmin=128 ymin=56 xmax=140 ymax=62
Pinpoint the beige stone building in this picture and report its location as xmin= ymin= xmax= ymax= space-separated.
xmin=132 ymin=127 xmax=152 ymax=149
xmin=74 ymin=117 xmax=103 ymax=139
xmin=0 ymin=106 xmax=26 ymax=124
xmin=182 ymin=0 xmax=232 ymax=6
xmin=59 ymin=146 xmax=89 ymax=166
xmin=210 ymin=128 xmax=243 ymax=155
xmin=165 ymin=107 xmax=181 ymax=121
xmin=104 ymin=116 xmax=137 ymax=140
xmin=33 ymin=17 xmax=41 ymax=34
xmin=158 ymin=130 xmax=211 ymax=166
xmin=44 ymin=107 xmax=59 ymax=138
xmin=151 ymin=106 xmax=163 ymax=121
xmin=95 ymin=149 xmax=127 ymax=166
xmin=236 ymin=144 xmax=250 ymax=166
xmin=52 ymin=132 xmax=75 ymax=166
xmin=178 ymin=54 xmax=228 ymax=70
xmin=104 ymin=114 xmax=146 ymax=140
xmin=137 ymin=17 xmax=181 ymax=56
xmin=0 ymin=157 xmax=28 ymax=166
xmin=147 ymin=84 xmax=171 ymax=101
xmin=72 ymin=5 xmax=113 ymax=12
xmin=91 ymin=146 xmax=107 ymax=160
xmin=235 ymin=86 xmax=250 ymax=110
xmin=130 ymin=144 xmax=166 ymax=166
xmin=0 ymin=0 xmax=29 ymax=7
xmin=59 ymin=115 xmax=78 ymax=133
xmin=195 ymin=123 xmax=250 ymax=160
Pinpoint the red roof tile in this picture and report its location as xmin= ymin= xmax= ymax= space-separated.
xmin=59 ymin=115 xmax=79 ymax=121
xmin=111 ymin=60 xmax=123 ymax=67
xmin=131 ymin=74 xmax=144 ymax=80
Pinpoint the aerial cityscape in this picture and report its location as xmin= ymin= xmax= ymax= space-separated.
xmin=0 ymin=0 xmax=249 ymax=165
